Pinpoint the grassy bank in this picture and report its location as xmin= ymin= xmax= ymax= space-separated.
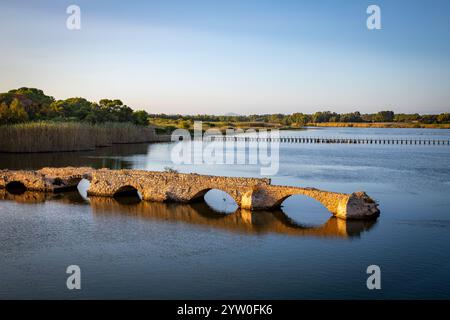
xmin=150 ymin=118 xmax=304 ymax=134
xmin=308 ymin=122 xmax=450 ymax=129
xmin=0 ymin=122 xmax=157 ymax=153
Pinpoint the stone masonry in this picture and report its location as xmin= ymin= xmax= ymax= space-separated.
xmin=0 ymin=167 xmax=380 ymax=220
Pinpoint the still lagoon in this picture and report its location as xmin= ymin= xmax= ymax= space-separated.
xmin=1 ymin=127 xmax=450 ymax=299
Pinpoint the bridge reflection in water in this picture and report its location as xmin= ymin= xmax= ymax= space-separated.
xmin=0 ymin=189 xmax=377 ymax=239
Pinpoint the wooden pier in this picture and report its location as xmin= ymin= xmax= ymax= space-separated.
xmin=207 ymin=136 xmax=450 ymax=145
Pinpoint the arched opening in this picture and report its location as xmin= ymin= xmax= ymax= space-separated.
xmin=5 ymin=181 xmax=27 ymax=195
xmin=52 ymin=177 xmax=64 ymax=186
xmin=192 ymin=189 xmax=238 ymax=214
xmin=279 ymin=194 xmax=331 ymax=227
xmin=113 ymin=185 xmax=142 ymax=204
xmin=51 ymin=177 xmax=86 ymax=193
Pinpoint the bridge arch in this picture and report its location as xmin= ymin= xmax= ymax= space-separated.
xmin=269 ymin=190 xmax=343 ymax=213
xmin=67 ymin=177 xmax=84 ymax=186
xmin=247 ymin=186 xmax=350 ymax=218
xmin=5 ymin=181 xmax=27 ymax=195
xmin=188 ymin=187 xmax=240 ymax=212
xmin=277 ymin=194 xmax=332 ymax=226
xmin=112 ymin=185 xmax=143 ymax=202
xmin=51 ymin=177 xmax=85 ymax=192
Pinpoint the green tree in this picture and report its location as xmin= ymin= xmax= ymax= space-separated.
xmin=0 ymin=101 xmax=9 ymax=124
xmin=420 ymin=114 xmax=438 ymax=124
xmin=98 ymin=99 xmax=134 ymax=122
xmin=268 ymin=114 xmax=284 ymax=124
xmin=437 ymin=113 xmax=450 ymax=124
xmin=8 ymin=87 xmax=54 ymax=119
xmin=374 ymin=111 xmax=395 ymax=122
xmin=0 ymin=98 xmax=29 ymax=124
xmin=290 ymin=113 xmax=310 ymax=126
xmin=10 ymin=98 xmax=29 ymax=123
xmin=132 ymin=110 xmax=150 ymax=126
xmin=51 ymin=97 xmax=93 ymax=120
xmin=394 ymin=113 xmax=420 ymax=122
xmin=180 ymin=120 xmax=191 ymax=129
xmin=340 ymin=112 xmax=362 ymax=122
xmin=312 ymin=111 xmax=338 ymax=123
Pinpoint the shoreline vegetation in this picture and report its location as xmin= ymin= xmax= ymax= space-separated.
xmin=150 ymin=111 xmax=450 ymax=133
xmin=0 ymin=122 xmax=158 ymax=153
xmin=0 ymin=87 xmax=164 ymax=153
xmin=307 ymin=122 xmax=450 ymax=129
xmin=1 ymin=87 xmax=450 ymax=152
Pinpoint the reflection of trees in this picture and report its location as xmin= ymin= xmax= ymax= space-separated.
xmin=0 ymin=143 xmax=149 ymax=170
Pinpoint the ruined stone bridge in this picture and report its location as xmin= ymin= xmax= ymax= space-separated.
xmin=0 ymin=167 xmax=380 ymax=220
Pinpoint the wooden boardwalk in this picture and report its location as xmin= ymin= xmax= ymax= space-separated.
xmin=209 ymin=136 xmax=450 ymax=145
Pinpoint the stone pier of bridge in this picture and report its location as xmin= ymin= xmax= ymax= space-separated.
xmin=0 ymin=167 xmax=380 ymax=220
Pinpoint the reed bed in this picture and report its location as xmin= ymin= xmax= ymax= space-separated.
xmin=106 ymin=123 xmax=156 ymax=144
xmin=0 ymin=122 xmax=156 ymax=153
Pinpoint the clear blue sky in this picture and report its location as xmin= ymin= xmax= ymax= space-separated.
xmin=1 ymin=0 xmax=449 ymax=114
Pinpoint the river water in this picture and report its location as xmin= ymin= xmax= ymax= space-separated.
xmin=1 ymin=127 xmax=450 ymax=299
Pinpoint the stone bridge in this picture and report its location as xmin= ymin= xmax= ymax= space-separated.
xmin=0 ymin=167 xmax=380 ymax=220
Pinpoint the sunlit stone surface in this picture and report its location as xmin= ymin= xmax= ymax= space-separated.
xmin=0 ymin=167 xmax=380 ymax=220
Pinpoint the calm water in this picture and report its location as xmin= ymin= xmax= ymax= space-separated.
xmin=1 ymin=127 xmax=450 ymax=299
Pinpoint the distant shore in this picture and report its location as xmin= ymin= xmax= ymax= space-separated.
xmin=307 ymin=122 xmax=450 ymax=129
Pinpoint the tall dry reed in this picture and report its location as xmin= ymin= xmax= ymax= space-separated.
xmin=0 ymin=122 xmax=156 ymax=153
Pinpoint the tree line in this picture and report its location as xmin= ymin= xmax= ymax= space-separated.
xmin=0 ymin=88 xmax=150 ymax=126
xmin=2 ymin=88 xmax=449 ymax=127
xmin=150 ymin=110 xmax=450 ymax=126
